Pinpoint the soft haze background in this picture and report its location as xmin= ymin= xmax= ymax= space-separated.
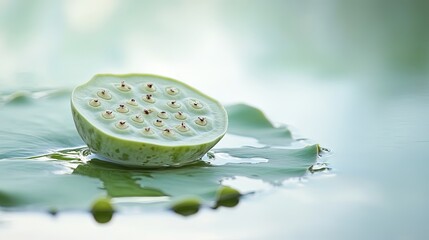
xmin=1 ymin=0 xmax=429 ymax=239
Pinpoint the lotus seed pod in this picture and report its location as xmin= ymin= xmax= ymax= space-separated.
xmin=71 ymin=73 xmax=228 ymax=167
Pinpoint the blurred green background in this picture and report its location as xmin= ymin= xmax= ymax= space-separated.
xmin=1 ymin=0 xmax=428 ymax=90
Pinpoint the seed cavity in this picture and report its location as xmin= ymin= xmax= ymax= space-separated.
xmin=167 ymin=100 xmax=181 ymax=108
xmin=154 ymin=119 xmax=164 ymax=127
xmin=89 ymin=98 xmax=101 ymax=107
xmin=116 ymin=104 xmax=129 ymax=113
xmin=143 ymin=94 xmax=155 ymax=103
xmin=142 ymin=108 xmax=153 ymax=115
xmin=162 ymin=128 xmax=174 ymax=137
xmin=174 ymin=111 xmax=187 ymax=120
xmin=131 ymin=114 xmax=144 ymax=123
xmin=117 ymin=81 xmax=131 ymax=91
xmin=176 ymin=122 xmax=190 ymax=132
xmin=97 ymin=89 xmax=112 ymax=100
xmin=144 ymin=83 xmax=156 ymax=92
xmin=102 ymin=110 xmax=115 ymax=119
xmin=166 ymin=87 xmax=179 ymax=95
xmin=115 ymin=120 xmax=129 ymax=129
xmin=190 ymin=99 xmax=203 ymax=109
xmin=127 ymin=98 xmax=138 ymax=106
xmin=142 ymin=127 xmax=154 ymax=135
xmin=157 ymin=111 xmax=169 ymax=119
xmin=195 ymin=116 xmax=207 ymax=126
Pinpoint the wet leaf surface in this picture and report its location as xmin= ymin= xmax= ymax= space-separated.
xmin=0 ymin=89 xmax=319 ymax=217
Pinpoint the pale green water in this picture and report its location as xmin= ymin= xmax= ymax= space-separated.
xmin=1 ymin=1 xmax=428 ymax=239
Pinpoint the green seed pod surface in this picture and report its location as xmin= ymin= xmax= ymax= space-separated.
xmin=71 ymin=74 xmax=228 ymax=168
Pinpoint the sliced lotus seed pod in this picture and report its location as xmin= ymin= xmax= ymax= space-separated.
xmin=71 ymin=73 xmax=228 ymax=167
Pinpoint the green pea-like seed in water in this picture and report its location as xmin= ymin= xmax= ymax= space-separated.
xmin=71 ymin=73 xmax=228 ymax=167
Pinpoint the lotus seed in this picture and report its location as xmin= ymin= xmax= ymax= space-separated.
xmin=195 ymin=117 xmax=207 ymax=126
xmin=154 ymin=119 xmax=164 ymax=127
xmin=162 ymin=128 xmax=174 ymax=137
xmin=116 ymin=104 xmax=129 ymax=113
xmin=97 ymin=89 xmax=112 ymax=100
xmin=167 ymin=100 xmax=181 ymax=108
xmin=102 ymin=110 xmax=115 ymax=119
xmin=166 ymin=87 xmax=179 ymax=95
xmin=157 ymin=111 xmax=169 ymax=119
xmin=127 ymin=98 xmax=138 ymax=106
xmin=117 ymin=81 xmax=131 ymax=91
xmin=142 ymin=127 xmax=154 ymax=135
xmin=174 ymin=111 xmax=187 ymax=120
xmin=176 ymin=122 xmax=189 ymax=132
xmin=190 ymin=100 xmax=203 ymax=109
xmin=143 ymin=109 xmax=152 ymax=115
xmin=144 ymin=83 xmax=156 ymax=92
xmin=143 ymin=94 xmax=155 ymax=103
xmin=131 ymin=114 xmax=144 ymax=123
xmin=116 ymin=120 xmax=128 ymax=129
xmin=89 ymin=99 xmax=101 ymax=107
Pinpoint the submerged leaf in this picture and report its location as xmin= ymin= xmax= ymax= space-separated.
xmin=0 ymin=90 xmax=320 ymax=215
xmin=0 ymin=89 xmax=83 ymax=159
xmin=226 ymin=104 xmax=293 ymax=145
